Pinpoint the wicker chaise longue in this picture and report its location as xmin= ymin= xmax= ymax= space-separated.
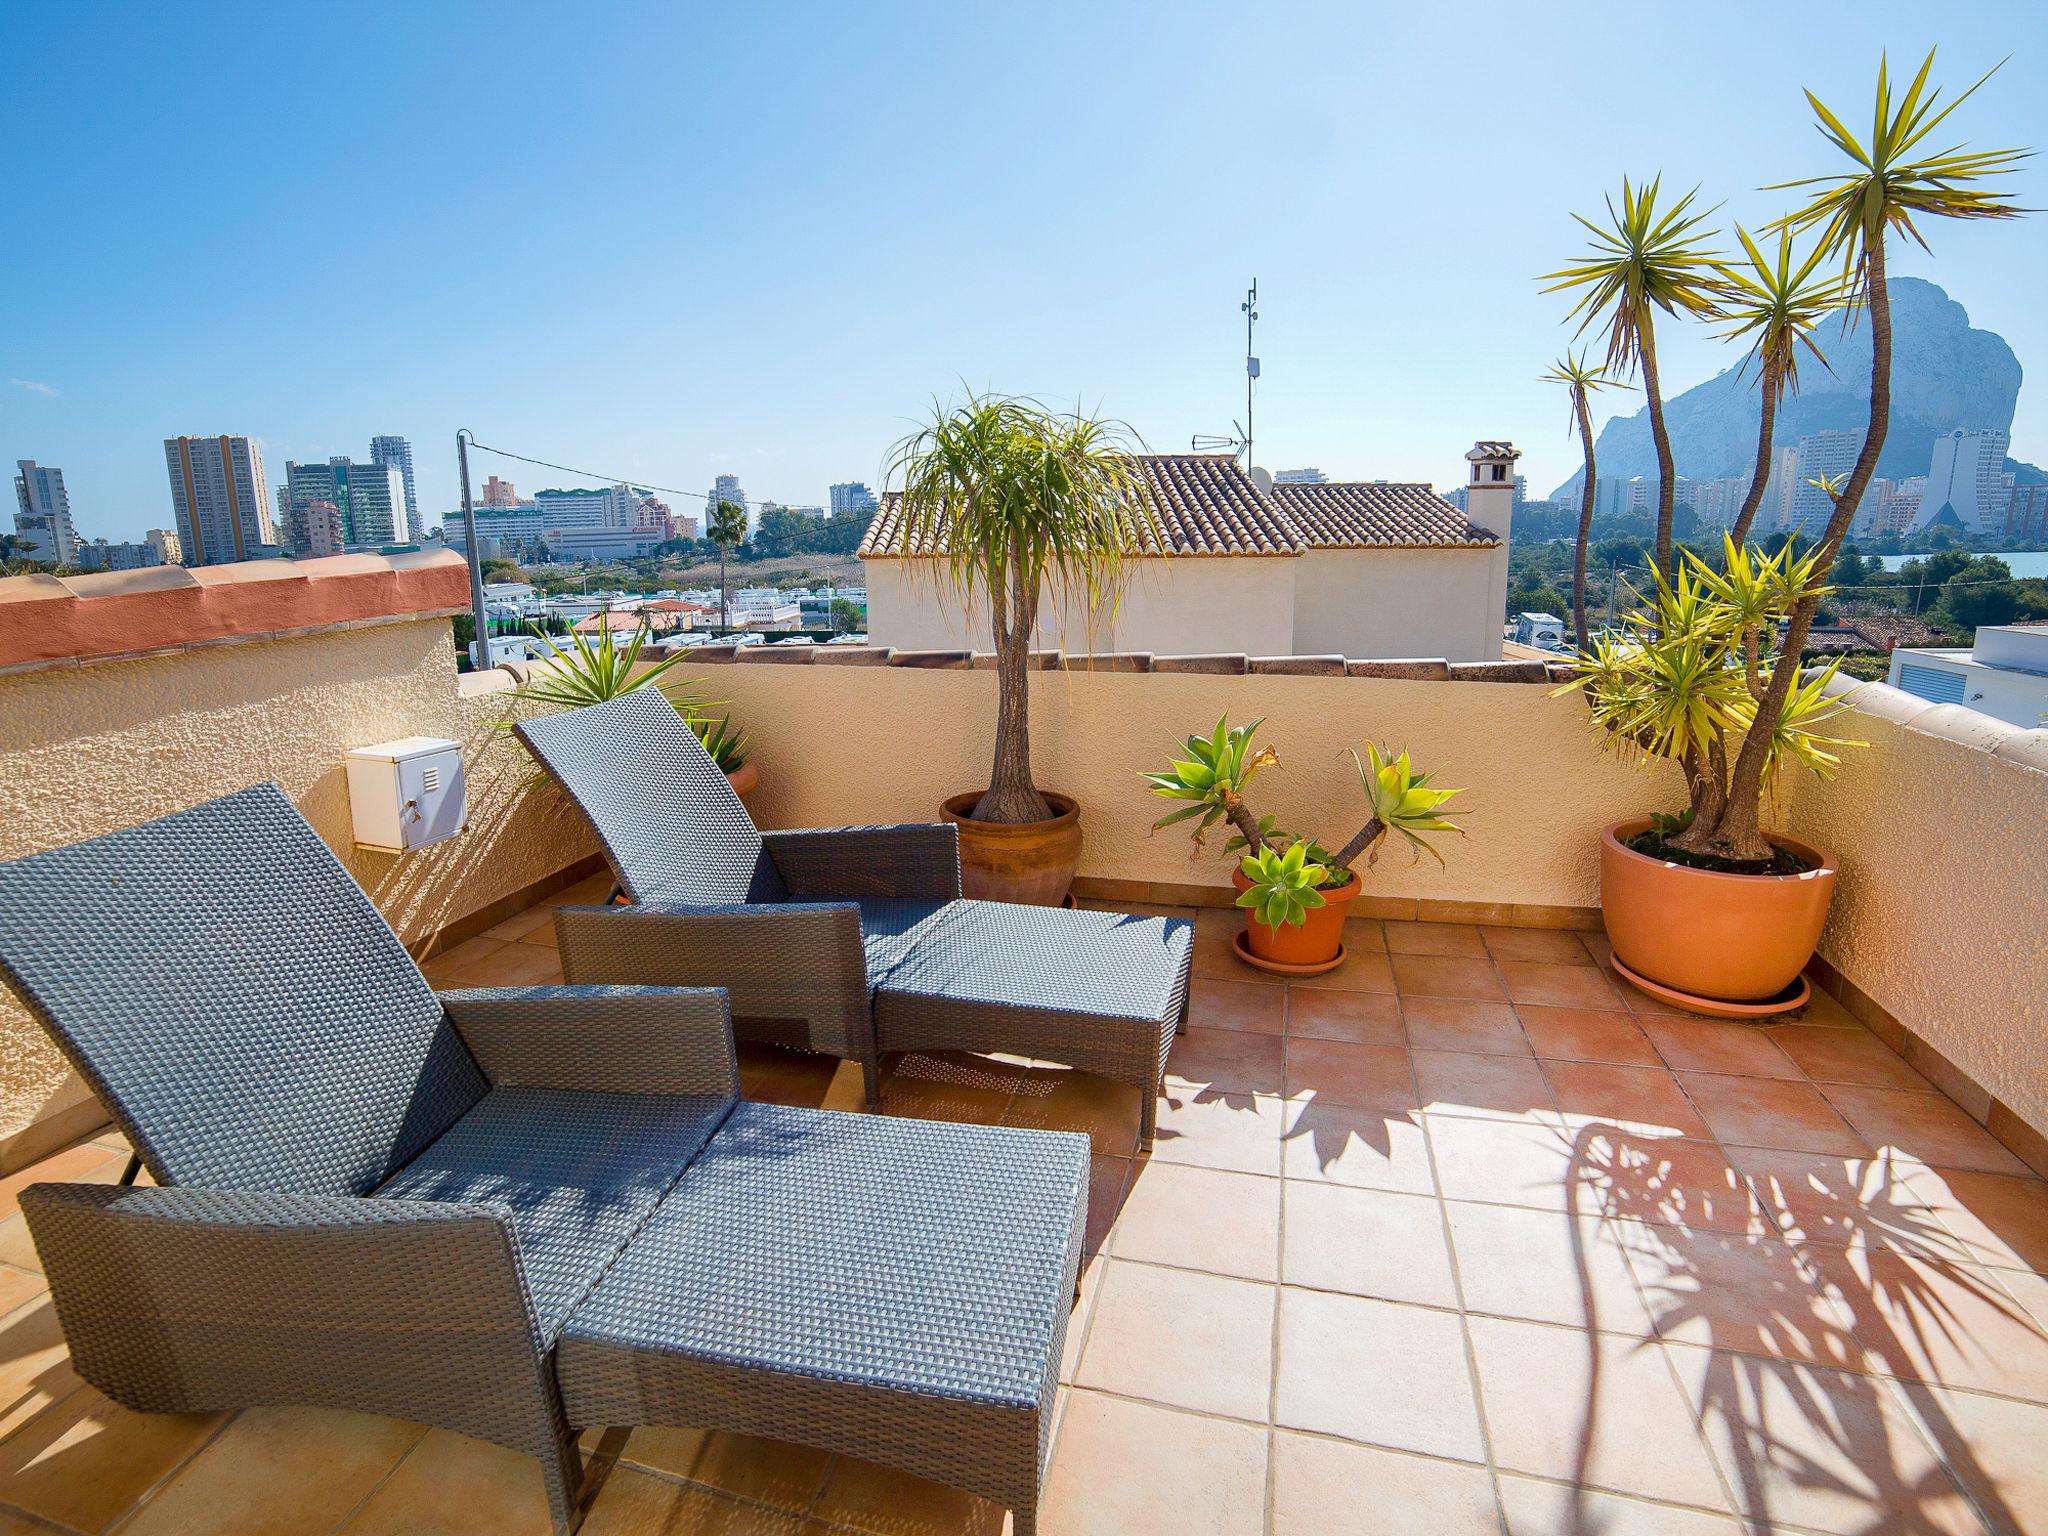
xmin=516 ymin=689 xmax=1195 ymax=1146
xmin=0 ymin=784 xmax=1088 ymax=1534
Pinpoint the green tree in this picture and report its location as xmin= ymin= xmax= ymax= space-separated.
xmin=1541 ymin=352 xmax=1622 ymax=647
xmin=481 ymin=557 xmax=522 ymax=583
xmin=753 ymin=505 xmax=808 ymax=559
xmin=707 ymin=499 xmax=748 ymax=627
xmin=1937 ymin=555 xmax=2018 ymax=631
xmin=1545 ymin=176 xmax=1724 ymax=578
xmin=829 ymin=597 xmax=865 ymax=633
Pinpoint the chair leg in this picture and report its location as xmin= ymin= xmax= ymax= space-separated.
xmin=862 ymin=1057 xmax=881 ymax=1112
xmin=1139 ymin=1082 xmax=1158 ymax=1153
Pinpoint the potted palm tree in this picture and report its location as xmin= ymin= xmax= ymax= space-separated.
xmin=889 ymin=392 xmax=1156 ymax=904
xmin=1143 ymin=717 xmax=1463 ymax=973
xmin=1557 ymin=51 xmax=2026 ymax=1012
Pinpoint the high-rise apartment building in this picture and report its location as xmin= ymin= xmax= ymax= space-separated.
xmin=369 ymin=435 xmax=422 ymax=541
xmin=280 ymin=458 xmax=404 ymax=552
xmin=145 ymin=528 xmax=182 ymax=566
xmin=1910 ymin=429 xmax=2010 ymax=536
xmin=164 ymin=435 xmax=276 ymax=566
xmin=2007 ymin=483 xmax=2048 ymax=543
xmin=1783 ymin=430 xmax=1865 ymax=537
xmin=829 ymin=481 xmax=878 ymax=517
xmin=481 ymin=475 xmax=520 ymax=507
xmin=708 ymin=474 xmax=748 ymax=527
xmin=12 ymin=460 xmax=79 ymax=565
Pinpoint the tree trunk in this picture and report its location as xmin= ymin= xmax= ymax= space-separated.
xmin=975 ymin=547 xmax=1053 ymax=824
xmin=718 ymin=547 xmax=729 ymax=628
xmin=1570 ymin=386 xmax=1598 ymax=648
xmin=1332 ymin=817 xmax=1386 ymax=872
xmin=1726 ymin=373 xmax=1780 ymax=548
xmin=1640 ymin=319 xmax=1678 ymax=581
xmin=1713 ymin=240 xmax=1893 ymax=861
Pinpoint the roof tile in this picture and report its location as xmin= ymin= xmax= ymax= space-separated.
xmin=1271 ymin=482 xmax=1499 ymax=550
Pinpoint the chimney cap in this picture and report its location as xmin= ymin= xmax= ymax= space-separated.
xmin=1465 ymin=441 xmax=1521 ymax=463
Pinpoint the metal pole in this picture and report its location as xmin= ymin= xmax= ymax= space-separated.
xmin=456 ymin=430 xmax=490 ymax=668
xmin=1242 ymin=279 xmax=1257 ymax=466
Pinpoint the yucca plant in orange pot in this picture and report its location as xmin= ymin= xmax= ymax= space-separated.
xmin=1143 ymin=717 xmax=1464 ymax=974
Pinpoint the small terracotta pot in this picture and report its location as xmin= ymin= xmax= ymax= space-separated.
xmin=1599 ymin=819 xmax=1837 ymax=1004
xmin=941 ymin=791 xmax=1082 ymax=906
xmin=1232 ymin=868 xmax=1361 ymax=966
xmin=724 ymin=760 xmax=759 ymax=799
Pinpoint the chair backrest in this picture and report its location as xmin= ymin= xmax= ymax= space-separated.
xmin=0 ymin=783 xmax=487 ymax=1196
xmin=514 ymin=689 xmax=788 ymax=906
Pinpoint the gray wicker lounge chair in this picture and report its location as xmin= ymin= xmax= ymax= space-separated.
xmin=0 ymin=784 xmax=1087 ymax=1534
xmin=516 ymin=689 xmax=1194 ymax=1144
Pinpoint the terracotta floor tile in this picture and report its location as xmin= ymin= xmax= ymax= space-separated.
xmin=1390 ymin=953 xmax=1507 ymax=1002
xmin=1824 ymin=1085 xmax=2032 ymax=1176
xmin=1341 ymin=916 xmax=1388 ymax=951
xmin=1381 ymin=920 xmax=1489 ymax=957
xmin=1426 ymin=1116 xmax=1578 ymax=1211
xmin=482 ymin=901 xmax=558 ymax=944
xmin=547 ymin=872 xmax=617 ymax=907
xmin=1185 ymin=976 xmax=1287 ymax=1034
xmin=1167 ymin=1027 xmax=1285 ymax=1096
xmin=1643 ymin=1018 xmax=1804 ymax=1080
xmin=1483 ymin=927 xmax=1595 ymax=966
xmin=1400 ymin=997 xmax=1531 ymax=1056
xmin=341 ymin=1428 xmax=556 ymax=1535
xmin=1035 ymin=1392 xmax=1267 ymax=1536
xmin=1905 ymin=1165 xmax=2048 ymax=1273
xmin=737 ymin=1045 xmax=840 ymax=1108
xmin=1573 ymin=1130 xmax=1761 ymax=1236
xmin=1284 ymin=988 xmax=1404 ymax=1046
xmin=593 ymin=1426 xmax=830 ymax=1512
xmin=1149 ymin=1090 xmax=1287 ymax=1176
xmin=1281 ymin=1184 xmax=1457 ymax=1306
xmin=1112 ymin=1163 xmax=1279 ymax=1281
xmin=1275 ymin=1289 xmax=1485 ymax=1459
xmin=1283 ymin=1038 xmax=1416 ymax=1111
xmin=0 ymin=1215 xmax=41 ymax=1274
xmin=1541 ymin=1060 xmax=1714 ymax=1139
xmin=809 ymin=1454 xmax=1006 ymax=1535
xmin=1667 ymin=1345 xmax=1979 ymax=1536
xmin=0 ymin=1267 xmax=43 ymax=1319
xmin=0 ymin=1143 xmax=128 ymax=1221
xmin=1281 ymin=1101 xmax=1436 ymax=1195
xmin=1809 ymin=1247 xmax=2048 ymax=1400
xmin=1468 ymin=1316 xmax=1731 ymax=1511
xmin=118 ymin=1407 xmax=425 ymax=1536
xmin=1003 ymin=1068 xmax=1143 ymax=1157
xmin=0 ymin=1296 xmax=82 ymax=1441
xmin=1516 ymin=1005 xmax=1662 ymax=1067
xmin=1677 ymin=1073 xmax=1870 ymax=1157
xmin=879 ymin=1071 xmax=1014 ymax=1126
xmin=1496 ymin=1475 xmax=1745 ymax=1535
xmin=1613 ymin=1224 xmax=1863 ymax=1367
xmin=1272 ymin=1432 xmax=1496 ymax=1535
xmin=1768 ymin=1024 xmax=1932 ymax=1092
xmin=1075 ymin=1261 xmax=1275 ymax=1419
xmin=1190 ymin=923 xmax=1251 ymax=981
xmin=1411 ymin=1048 xmax=1559 ymax=1124
xmin=0 ymin=1387 xmax=223 ymax=1533
xmin=1496 ymin=961 xmax=1624 ymax=1011
xmin=1901 ymin=1384 xmax=2048 ymax=1536
xmin=1283 ymin=945 xmax=1396 ymax=996
xmin=580 ymin=1472 xmax=805 ymax=1534
xmin=1445 ymin=1201 xmax=1656 ymax=1335
xmin=1729 ymin=1147 xmax=1962 ymax=1266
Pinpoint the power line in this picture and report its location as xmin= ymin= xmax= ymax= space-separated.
xmin=462 ymin=437 xmax=787 ymax=510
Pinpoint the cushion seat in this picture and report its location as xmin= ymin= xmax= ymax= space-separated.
xmin=375 ymin=1085 xmax=733 ymax=1339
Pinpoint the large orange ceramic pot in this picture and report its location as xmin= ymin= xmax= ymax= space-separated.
xmin=724 ymin=760 xmax=759 ymax=799
xmin=941 ymin=791 xmax=1083 ymax=906
xmin=1232 ymin=868 xmax=1361 ymax=966
xmin=1600 ymin=819 xmax=1837 ymax=1004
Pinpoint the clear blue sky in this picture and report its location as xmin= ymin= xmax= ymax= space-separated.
xmin=4 ymin=0 xmax=2044 ymax=542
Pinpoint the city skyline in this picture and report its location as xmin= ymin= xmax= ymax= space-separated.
xmin=3 ymin=2 xmax=2044 ymax=544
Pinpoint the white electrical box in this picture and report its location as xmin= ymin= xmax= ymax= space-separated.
xmin=345 ymin=737 xmax=467 ymax=854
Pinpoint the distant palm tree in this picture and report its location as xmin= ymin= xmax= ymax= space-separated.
xmin=1544 ymin=177 xmax=1723 ymax=579
xmin=1715 ymin=226 xmax=1845 ymax=546
xmin=1541 ymin=352 xmax=1621 ymax=648
xmin=708 ymin=498 xmax=748 ymax=628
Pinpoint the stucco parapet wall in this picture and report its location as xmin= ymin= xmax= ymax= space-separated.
xmin=0 ymin=551 xmax=471 ymax=677
xmin=640 ymin=644 xmax=1568 ymax=683
xmin=1820 ymin=672 xmax=2048 ymax=774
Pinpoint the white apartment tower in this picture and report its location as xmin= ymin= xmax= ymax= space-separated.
xmin=369 ymin=435 xmax=422 ymax=541
xmin=164 ymin=435 xmax=276 ymax=566
xmin=707 ymin=473 xmax=747 ymax=527
xmin=829 ymin=481 xmax=878 ymax=516
xmin=12 ymin=460 xmax=79 ymax=566
xmin=1910 ymin=429 xmax=2011 ymax=536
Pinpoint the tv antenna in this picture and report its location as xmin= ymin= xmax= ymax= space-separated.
xmin=1191 ymin=279 xmax=1259 ymax=462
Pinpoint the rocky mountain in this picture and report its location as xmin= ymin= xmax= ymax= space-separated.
xmin=1549 ymin=277 xmax=2035 ymax=499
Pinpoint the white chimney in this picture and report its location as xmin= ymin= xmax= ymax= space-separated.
xmin=1463 ymin=440 xmax=1521 ymax=540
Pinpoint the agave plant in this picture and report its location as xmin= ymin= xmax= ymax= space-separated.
xmin=1142 ymin=715 xmax=1464 ymax=924
xmin=1235 ymin=843 xmax=1329 ymax=932
xmin=501 ymin=620 xmax=740 ymax=780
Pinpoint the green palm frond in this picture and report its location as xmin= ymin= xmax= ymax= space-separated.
xmin=1542 ymin=175 xmax=1726 ymax=374
xmin=1713 ymin=225 xmax=1846 ymax=394
xmin=1539 ymin=352 xmax=1624 ymax=437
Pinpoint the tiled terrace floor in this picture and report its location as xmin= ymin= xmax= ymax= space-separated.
xmin=0 ymin=876 xmax=2044 ymax=1533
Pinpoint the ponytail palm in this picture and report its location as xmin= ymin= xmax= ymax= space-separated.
xmin=1543 ymin=177 xmax=1723 ymax=579
xmin=1541 ymin=353 xmax=1622 ymax=647
xmin=889 ymin=392 xmax=1157 ymax=823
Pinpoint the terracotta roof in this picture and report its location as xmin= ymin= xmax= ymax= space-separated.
xmin=858 ymin=455 xmax=1300 ymax=558
xmin=1270 ymin=482 xmax=1500 ymax=550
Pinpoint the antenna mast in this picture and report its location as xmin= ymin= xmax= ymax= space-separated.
xmin=1191 ymin=279 xmax=1260 ymax=462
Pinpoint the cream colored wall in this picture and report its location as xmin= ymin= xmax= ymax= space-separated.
xmin=1786 ymin=686 xmax=2048 ymax=1132
xmin=694 ymin=661 xmax=1671 ymax=910
xmin=1291 ymin=547 xmax=1507 ymax=660
xmin=0 ymin=618 xmax=596 ymax=1147
xmin=864 ymin=557 xmax=1298 ymax=656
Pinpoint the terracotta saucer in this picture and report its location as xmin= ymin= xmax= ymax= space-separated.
xmin=1231 ymin=929 xmax=1347 ymax=977
xmin=1610 ymin=953 xmax=1811 ymax=1019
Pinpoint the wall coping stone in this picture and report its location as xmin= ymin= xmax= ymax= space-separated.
xmin=0 ymin=550 xmax=471 ymax=676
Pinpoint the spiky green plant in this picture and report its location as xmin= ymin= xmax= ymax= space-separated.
xmin=1540 ymin=352 xmax=1623 ymax=646
xmin=1543 ymin=177 xmax=1724 ymax=578
xmin=501 ymin=621 xmax=735 ymax=784
xmin=1236 ymin=842 xmax=1330 ymax=932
